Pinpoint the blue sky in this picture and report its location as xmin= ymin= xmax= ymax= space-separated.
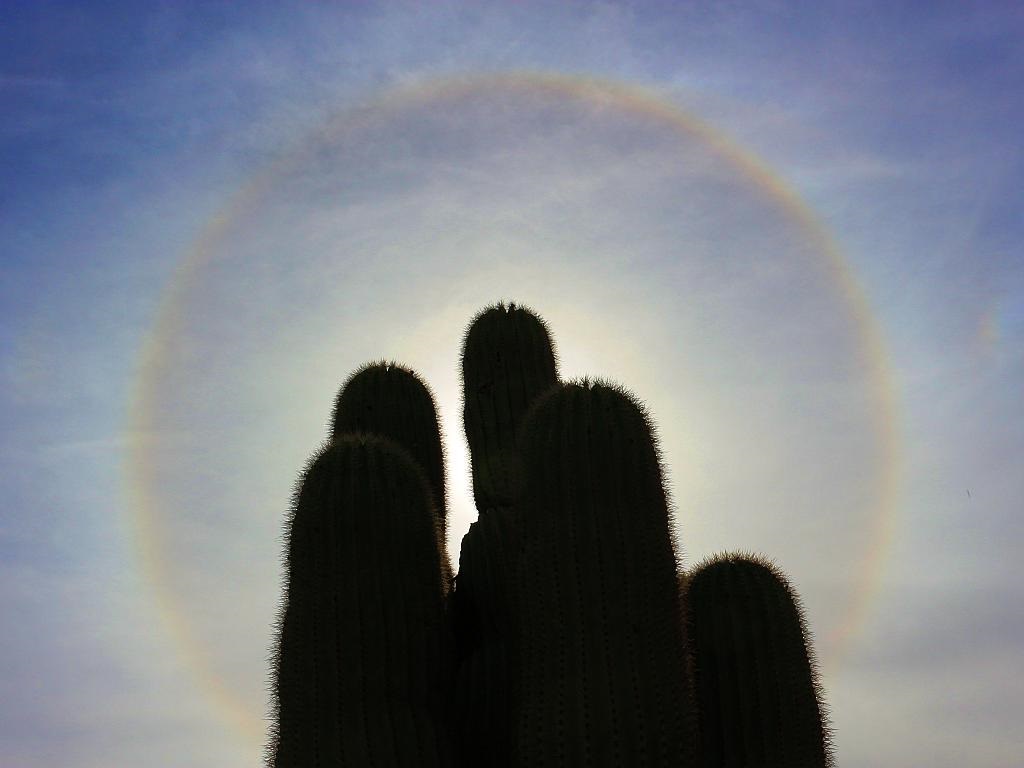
xmin=2 ymin=2 xmax=1022 ymax=766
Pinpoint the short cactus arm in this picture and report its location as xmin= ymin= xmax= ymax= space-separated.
xmin=686 ymin=553 xmax=834 ymax=767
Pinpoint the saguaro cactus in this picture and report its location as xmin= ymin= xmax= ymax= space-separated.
xmin=269 ymin=301 xmax=833 ymax=767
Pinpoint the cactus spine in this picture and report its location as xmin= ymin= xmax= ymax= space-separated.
xmin=686 ymin=553 xmax=833 ymax=767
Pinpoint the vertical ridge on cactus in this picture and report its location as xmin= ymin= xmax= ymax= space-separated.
xmin=685 ymin=553 xmax=834 ymax=768
xmin=268 ymin=434 xmax=454 ymax=768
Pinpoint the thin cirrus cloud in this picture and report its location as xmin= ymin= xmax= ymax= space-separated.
xmin=1 ymin=3 xmax=1022 ymax=767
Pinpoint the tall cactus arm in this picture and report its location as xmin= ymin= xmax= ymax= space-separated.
xmin=513 ymin=379 xmax=697 ymax=767
xmin=452 ymin=301 xmax=559 ymax=765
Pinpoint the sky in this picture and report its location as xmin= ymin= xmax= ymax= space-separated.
xmin=1 ymin=2 xmax=1022 ymax=766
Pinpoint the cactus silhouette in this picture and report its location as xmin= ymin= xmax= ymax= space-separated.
xmin=330 ymin=361 xmax=453 ymax=587
xmin=451 ymin=304 xmax=558 ymax=764
xmin=686 ymin=554 xmax=833 ymax=767
xmin=268 ymin=301 xmax=833 ymax=767
xmin=510 ymin=379 xmax=697 ymax=767
xmin=269 ymin=433 xmax=454 ymax=767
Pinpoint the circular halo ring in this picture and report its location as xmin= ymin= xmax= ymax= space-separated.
xmin=125 ymin=70 xmax=902 ymax=746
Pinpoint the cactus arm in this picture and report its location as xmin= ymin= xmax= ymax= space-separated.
xmin=686 ymin=553 xmax=834 ymax=767
xmin=269 ymin=361 xmax=456 ymax=767
xmin=331 ymin=360 xmax=449 ymax=554
xmin=451 ymin=301 xmax=559 ymax=765
xmin=460 ymin=301 xmax=559 ymax=512
xmin=513 ymin=379 xmax=697 ymax=767
xmin=269 ymin=434 xmax=454 ymax=767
